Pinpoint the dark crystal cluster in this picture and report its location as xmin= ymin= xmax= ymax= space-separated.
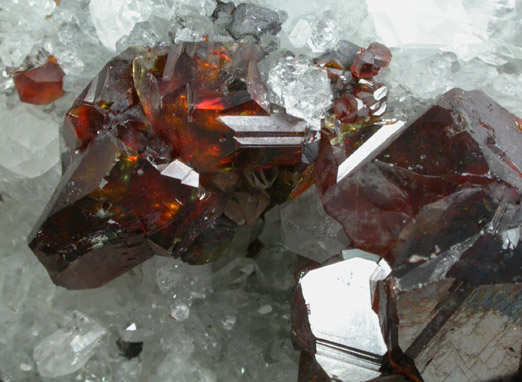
xmin=28 ymin=39 xmax=521 ymax=382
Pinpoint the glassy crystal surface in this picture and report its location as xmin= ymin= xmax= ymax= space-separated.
xmin=280 ymin=186 xmax=349 ymax=263
xmin=14 ymin=56 xmax=65 ymax=105
xmin=268 ymin=57 xmax=332 ymax=126
xmin=29 ymin=42 xmax=314 ymax=289
xmin=89 ymin=0 xmax=153 ymax=51
xmin=0 ymin=102 xmax=59 ymax=178
xmin=33 ymin=311 xmax=107 ymax=378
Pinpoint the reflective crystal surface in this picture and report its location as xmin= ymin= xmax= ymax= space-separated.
xmin=29 ymin=42 xmax=315 ymax=289
xmin=293 ymin=251 xmax=390 ymax=381
xmin=14 ymin=56 xmax=65 ymax=105
xmin=314 ymin=88 xmax=522 ymax=381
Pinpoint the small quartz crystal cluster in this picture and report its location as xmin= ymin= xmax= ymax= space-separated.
xmin=17 ymin=2 xmax=522 ymax=381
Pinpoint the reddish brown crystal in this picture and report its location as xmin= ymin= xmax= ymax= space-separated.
xmin=316 ymin=89 xmax=522 ymax=257
xmin=351 ymin=42 xmax=392 ymax=80
xmin=29 ymin=43 xmax=313 ymax=289
xmin=315 ymin=88 xmax=522 ymax=381
xmin=14 ymin=56 xmax=65 ymax=105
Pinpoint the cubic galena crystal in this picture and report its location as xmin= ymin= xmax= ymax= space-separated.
xmin=293 ymin=250 xmax=390 ymax=381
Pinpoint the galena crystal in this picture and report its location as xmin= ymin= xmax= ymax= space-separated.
xmin=29 ymin=42 xmax=315 ymax=289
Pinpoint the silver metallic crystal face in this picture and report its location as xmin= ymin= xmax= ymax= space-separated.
xmin=297 ymin=250 xmax=391 ymax=381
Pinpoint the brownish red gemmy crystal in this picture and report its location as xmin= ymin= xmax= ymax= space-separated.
xmin=14 ymin=56 xmax=65 ymax=105
xmin=313 ymin=88 xmax=522 ymax=381
xmin=29 ymin=42 xmax=315 ymax=289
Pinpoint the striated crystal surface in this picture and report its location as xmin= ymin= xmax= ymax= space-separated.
xmin=29 ymin=42 xmax=315 ymax=289
xmin=293 ymin=250 xmax=391 ymax=381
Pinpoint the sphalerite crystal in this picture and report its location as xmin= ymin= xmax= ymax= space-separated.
xmin=14 ymin=55 xmax=65 ymax=105
xmin=28 ymin=39 xmax=521 ymax=382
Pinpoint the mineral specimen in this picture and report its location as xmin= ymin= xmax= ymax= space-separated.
xmin=14 ymin=56 xmax=65 ymax=105
xmin=28 ymin=42 xmax=317 ymax=289
xmin=313 ymin=88 xmax=522 ymax=381
xmin=24 ymin=31 xmax=522 ymax=382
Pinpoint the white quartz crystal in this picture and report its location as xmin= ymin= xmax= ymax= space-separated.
xmin=0 ymin=103 xmax=59 ymax=178
xmin=176 ymin=0 xmax=216 ymax=17
xmin=268 ymin=58 xmax=332 ymax=126
xmin=280 ymin=186 xmax=350 ymax=263
xmin=89 ymin=0 xmax=153 ymax=51
xmin=33 ymin=311 xmax=107 ymax=378
xmin=0 ymin=35 xmax=34 ymax=67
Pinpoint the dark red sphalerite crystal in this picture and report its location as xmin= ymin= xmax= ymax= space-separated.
xmin=314 ymin=89 xmax=522 ymax=381
xmin=29 ymin=42 xmax=315 ymax=289
xmin=316 ymin=89 xmax=522 ymax=257
xmin=351 ymin=42 xmax=391 ymax=80
xmin=14 ymin=56 xmax=65 ymax=105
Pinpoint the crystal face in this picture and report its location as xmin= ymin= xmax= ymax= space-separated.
xmin=29 ymin=42 xmax=315 ymax=289
xmin=14 ymin=56 xmax=65 ymax=105
xmin=312 ymin=88 xmax=522 ymax=381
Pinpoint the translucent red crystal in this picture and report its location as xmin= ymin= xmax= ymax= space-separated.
xmin=14 ymin=56 xmax=65 ymax=105
xmin=351 ymin=42 xmax=392 ymax=80
xmin=29 ymin=43 xmax=313 ymax=289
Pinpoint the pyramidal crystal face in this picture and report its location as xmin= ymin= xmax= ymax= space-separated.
xmin=28 ymin=42 xmax=316 ymax=289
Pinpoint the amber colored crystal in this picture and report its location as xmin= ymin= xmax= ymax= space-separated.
xmin=14 ymin=56 xmax=65 ymax=105
xmin=29 ymin=43 xmax=314 ymax=289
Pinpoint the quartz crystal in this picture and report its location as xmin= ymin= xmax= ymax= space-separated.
xmin=0 ymin=102 xmax=59 ymax=178
xmin=89 ymin=0 xmax=152 ymax=51
xmin=33 ymin=311 xmax=107 ymax=378
xmin=280 ymin=186 xmax=349 ymax=263
xmin=268 ymin=57 xmax=333 ymax=127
